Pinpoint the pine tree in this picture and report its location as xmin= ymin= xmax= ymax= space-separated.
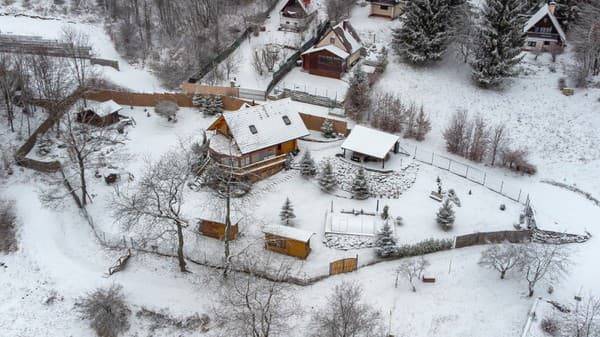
xmin=415 ymin=105 xmax=432 ymax=141
xmin=300 ymin=151 xmax=317 ymax=178
xmin=318 ymin=160 xmax=337 ymax=192
xmin=351 ymin=168 xmax=370 ymax=200
xmin=381 ymin=205 xmax=390 ymax=220
xmin=192 ymin=93 xmax=203 ymax=107
xmin=436 ymin=199 xmax=455 ymax=230
xmin=279 ymin=198 xmax=296 ymax=226
xmin=204 ymin=97 xmax=216 ymax=116
xmin=392 ymin=0 xmax=451 ymax=64
xmin=321 ymin=119 xmax=336 ymax=138
xmin=376 ymin=221 xmax=398 ymax=257
xmin=213 ymin=95 xmax=224 ymax=114
xmin=344 ymin=67 xmax=370 ymax=121
xmin=470 ymin=0 xmax=526 ymax=88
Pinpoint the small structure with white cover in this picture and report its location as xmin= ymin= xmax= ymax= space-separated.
xmin=77 ymin=100 xmax=122 ymax=126
xmin=279 ymin=0 xmax=317 ymax=32
xmin=341 ymin=125 xmax=400 ymax=168
xmin=523 ymin=2 xmax=566 ymax=52
xmin=263 ymin=225 xmax=315 ymax=259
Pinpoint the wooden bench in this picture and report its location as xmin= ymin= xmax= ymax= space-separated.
xmin=422 ymin=276 xmax=436 ymax=283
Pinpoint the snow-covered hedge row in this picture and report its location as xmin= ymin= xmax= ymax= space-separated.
xmin=391 ymin=238 xmax=454 ymax=259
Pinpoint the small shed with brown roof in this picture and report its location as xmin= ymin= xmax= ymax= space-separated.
xmin=263 ymin=225 xmax=315 ymax=259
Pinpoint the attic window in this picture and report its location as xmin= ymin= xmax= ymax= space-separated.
xmin=282 ymin=115 xmax=291 ymax=125
xmin=330 ymin=37 xmax=335 ymax=43
xmin=249 ymin=125 xmax=258 ymax=134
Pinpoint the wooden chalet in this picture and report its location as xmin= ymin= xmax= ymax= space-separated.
xmin=367 ymin=0 xmax=402 ymax=19
xmin=263 ymin=225 xmax=315 ymax=259
xmin=77 ymin=100 xmax=122 ymax=126
xmin=279 ymin=0 xmax=316 ymax=32
xmin=301 ymin=20 xmax=363 ymax=79
xmin=198 ymin=216 xmax=239 ymax=240
xmin=523 ymin=2 xmax=566 ymax=52
xmin=341 ymin=125 xmax=400 ymax=168
xmin=206 ymin=98 xmax=309 ymax=182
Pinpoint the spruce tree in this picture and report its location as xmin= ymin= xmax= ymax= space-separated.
xmin=381 ymin=205 xmax=390 ymax=220
xmin=192 ymin=93 xmax=203 ymax=107
xmin=436 ymin=199 xmax=455 ymax=230
xmin=470 ymin=0 xmax=526 ymax=88
xmin=213 ymin=95 xmax=224 ymax=114
xmin=375 ymin=221 xmax=398 ymax=257
xmin=318 ymin=160 xmax=337 ymax=192
xmin=300 ymin=151 xmax=317 ymax=178
xmin=351 ymin=168 xmax=370 ymax=200
xmin=415 ymin=106 xmax=432 ymax=141
xmin=279 ymin=198 xmax=296 ymax=226
xmin=321 ymin=119 xmax=336 ymax=138
xmin=392 ymin=0 xmax=451 ymax=64
xmin=344 ymin=67 xmax=370 ymax=121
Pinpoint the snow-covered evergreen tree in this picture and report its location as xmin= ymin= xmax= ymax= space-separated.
xmin=376 ymin=221 xmax=398 ymax=257
xmin=381 ymin=205 xmax=390 ymax=220
xmin=470 ymin=0 xmax=526 ymax=87
xmin=344 ymin=67 xmax=370 ymax=121
xmin=300 ymin=151 xmax=317 ymax=178
xmin=321 ymin=119 xmax=336 ymax=138
xmin=554 ymin=0 xmax=579 ymax=30
xmin=415 ymin=105 xmax=432 ymax=141
xmin=436 ymin=199 xmax=455 ymax=230
xmin=284 ymin=153 xmax=294 ymax=170
xmin=351 ymin=168 xmax=370 ymax=200
xmin=192 ymin=93 xmax=203 ymax=107
xmin=279 ymin=197 xmax=296 ymax=226
xmin=213 ymin=95 xmax=224 ymax=115
xmin=392 ymin=0 xmax=451 ymax=64
xmin=318 ymin=160 xmax=337 ymax=192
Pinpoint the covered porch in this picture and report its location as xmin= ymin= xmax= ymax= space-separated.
xmin=340 ymin=125 xmax=400 ymax=169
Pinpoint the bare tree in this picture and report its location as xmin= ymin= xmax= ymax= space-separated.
xmin=326 ymin=0 xmax=356 ymax=23
xmin=478 ymin=244 xmax=524 ymax=279
xmin=370 ymin=92 xmax=405 ymax=133
xmin=261 ymin=45 xmax=280 ymax=73
xmin=114 ymin=144 xmax=195 ymax=272
xmin=216 ymin=257 xmax=297 ymax=337
xmin=489 ymin=123 xmax=507 ymax=166
xmin=61 ymin=26 xmax=97 ymax=106
xmin=223 ymin=53 xmax=240 ymax=81
xmin=0 ymin=53 xmax=18 ymax=132
xmin=0 ymin=198 xmax=18 ymax=253
xmin=451 ymin=1 xmax=478 ymax=63
xmin=396 ymin=256 xmax=430 ymax=291
xmin=154 ymin=100 xmax=179 ymax=122
xmin=310 ymin=281 xmax=385 ymax=337
xmin=520 ymin=243 xmax=571 ymax=297
xmin=76 ymin=285 xmax=131 ymax=337
xmin=443 ymin=109 xmax=470 ymax=155
xmin=569 ymin=1 xmax=600 ymax=85
xmin=252 ymin=49 xmax=266 ymax=76
xmin=564 ymin=294 xmax=600 ymax=337
xmin=403 ymin=102 xmax=418 ymax=139
xmin=467 ymin=115 xmax=489 ymax=162
xmin=414 ymin=105 xmax=432 ymax=141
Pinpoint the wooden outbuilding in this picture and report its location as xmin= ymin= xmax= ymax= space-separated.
xmin=77 ymin=100 xmax=122 ymax=126
xmin=263 ymin=225 xmax=315 ymax=259
xmin=341 ymin=125 xmax=400 ymax=168
xmin=198 ymin=216 xmax=240 ymax=240
xmin=367 ymin=0 xmax=402 ymax=19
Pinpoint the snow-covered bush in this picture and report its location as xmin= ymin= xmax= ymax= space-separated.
xmin=375 ymin=221 xmax=398 ymax=258
xmin=76 ymin=285 xmax=131 ymax=337
xmin=155 ymin=100 xmax=179 ymax=122
xmin=436 ymin=199 xmax=455 ymax=230
xmin=279 ymin=198 xmax=296 ymax=226
xmin=299 ymin=151 xmax=317 ymax=178
xmin=351 ymin=168 xmax=369 ymax=200
xmin=320 ymin=119 xmax=336 ymax=138
xmin=318 ymin=161 xmax=337 ymax=192
xmin=0 ymin=199 xmax=17 ymax=253
xmin=394 ymin=238 xmax=453 ymax=258
xmin=540 ymin=317 xmax=560 ymax=336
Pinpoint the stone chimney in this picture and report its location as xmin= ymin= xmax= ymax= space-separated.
xmin=548 ymin=1 xmax=557 ymax=15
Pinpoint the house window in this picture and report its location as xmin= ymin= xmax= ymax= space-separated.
xmin=528 ymin=41 xmax=537 ymax=47
xmin=249 ymin=125 xmax=258 ymax=134
xmin=330 ymin=37 xmax=336 ymax=43
xmin=380 ymin=5 xmax=389 ymax=10
xmin=267 ymin=236 xmax=286 ymax=249
xmin=282 ymin=115 xmax=291 ymax=125
xmin=544 ymin=41 xmax=550 ymax=45
xmin=318 ymin=55 xmax=335 ymax=64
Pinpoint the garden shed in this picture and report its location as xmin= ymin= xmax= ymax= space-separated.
xmin=198 ymin=216 xmax=240 ymax=240
xmin=76 ymin=100 xmax=122 ymax=126
xmin=262 ymin=225 xmax=315 ymax=259
xmin=341 ymin=125 xmax=400 ymax=168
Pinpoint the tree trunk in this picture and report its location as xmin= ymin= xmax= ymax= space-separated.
xmin=78 ymin=157 xmax=87 ymax=206
xmin=176 ymin=221 xmax=187 ymax=272
xmin=528 ymin=282 xmax=535 ymax=297
xmin=500 ymin=270 xmax=505 ymax=279
xmin=223 ymin=188 xmax=231 ymax=278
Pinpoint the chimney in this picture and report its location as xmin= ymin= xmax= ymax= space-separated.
xmin=548 ymin=1 xmax=557 ymax=15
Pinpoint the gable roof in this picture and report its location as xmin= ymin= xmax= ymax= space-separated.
xmin=367 ymin=0 xmax=401 ymax=4
xmin=263 ymin=225 xmax=315 ymax=243
xmin=341 ymin=125 xmax=399 ymax=159
xmin=215 ymin=98 xmax=310 ymax=155
xmin=524 ymin=4 xmax=566 ymax=42
xmin=88 ymin=100 xmax=122 ymax=117
xmin=302 ymin=20 xmax=362 ymax=58
xmin=281 ymin=0 xmax=315 ymax=17
xmin=301 ymin=44 xmax=349 ymax=59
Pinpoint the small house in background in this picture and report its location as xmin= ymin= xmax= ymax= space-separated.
xmin=77 ymin=100 xmax=122 ymax=126
xmin=301 ymin=20 xmax=363 ymax=79
xmin=523 ymin=2 xmax=566 ymax=52
xmin=263 ymin=225 xmax=315 ymax=259
xmin=341 ymin=125 xmax=400 ymax=168
xmin=279 ymin=0 xmax=317 ymax=32
xmin=198 ymin=216 xmax=240 ymax=240
xmin=367 ymin=0 xmax=402 ymax=19
xmin=206 ymin=98 xmax=309 ymax=182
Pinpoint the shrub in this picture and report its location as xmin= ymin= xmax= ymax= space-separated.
xmin=501 ymin=149 xmax=537 ymax=175
xmin=540 ymin=317 xmax=559 ymax=336
xmin=77 ymin=285 xmax=131 ymax=337
xmin=0 ymin=199 xmax=17 ymax=253
xmin=392 ymin=238 xmax=453 ymax=258
xmin=155 ymin=100 xmax=179 ymax=122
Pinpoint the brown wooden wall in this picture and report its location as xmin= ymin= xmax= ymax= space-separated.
xmin=82 ymin=89 xmax=251 ymax=111
xmin=181 ymin=82 xmax=240 ymax=97
xmin=299 ymin=113 xmax=348 ymax=135
xmin=302 ymin=49 xmax=344 ymax=79
xmin=454 ymin=230 xmax=531 ymax=248
xmin=277 ymin=139 xmax=298 ymax=155
xmin=264 ymin=233 xmax=310 ymax=259
xmin=199 ymin=220 xmax=239 ymax=240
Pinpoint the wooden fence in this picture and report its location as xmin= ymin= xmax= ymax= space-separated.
xmin=329 ymin=256 xmax=358 ymax=275
xmin=454 ymin=230 xmax=531 ymax=248
xmin=299 ymin=112 xmax=348 ymax=135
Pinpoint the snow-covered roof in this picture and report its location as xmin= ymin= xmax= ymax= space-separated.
xmin=208 ymin=133 xmax=243 ymax=157
xmin=281 ymin=0 xmax=316 ymax=16
xmin=221 ymin=98 xmax=310 ymax=155
xmin=341 ymin=125 xmax=399 ymax=159
xmin=301 ymin=44 xmax=349 ymax=59
xmin=88 ymin=100 xmax=122 ymax=117
xmin=263 ymin=225 xmax=315 ymax=242
xmin=524 ymin=4 xmax=566 ymax=42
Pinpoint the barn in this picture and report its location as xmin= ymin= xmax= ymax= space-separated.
xmin=341 ymin=125 xmax=400 ymax=168
xmin=263 ymin=225 xmax=315 ymax=259
xmin=77 ymin=100 xmax=122 ymax=126
xmin=301 ymin=20 xmax=363 ymax=79
xmin=523 ymin=2 xmax=566 ymax=52
xmin=198 ymin=216 xmax=240 ymax=241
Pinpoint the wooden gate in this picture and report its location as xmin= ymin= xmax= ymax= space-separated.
xmin=329 ymin=256 xmax=358 ymax=275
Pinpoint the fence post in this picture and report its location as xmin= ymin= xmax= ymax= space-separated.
xmin=500 ymin=181 xmax=504 ymax=194
xmin=517 ymin=189 xmax=522 ymax=203
xmin=483 ymin=173 xmax=487 ymax=186
xmin=414 ymin=146 xmax=417 ymax=158
xmin=431 ymin=152 xmax=435 ymax=165
xmin=465 ymin=166 xmax=469 ymax=178
xmin=448 ymin=160 xmax=451 ymax=171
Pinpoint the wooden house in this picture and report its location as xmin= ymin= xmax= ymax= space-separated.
xmin=523 ymin=2 xmax=566 ymax=52
xmin=198 ymin=216 xmax=239 ymax=240
xmin=263 ymin=225 xmax=315 ymax=259
xmin=77 ymin=100 xmax=122 ymax=126
xmin=206 ymin=98 xmax=309 ymax=182
xmin=367 ymin=0 xmax=402 ymax=19
xmin=301 ymin=20 xmax=363 ymax=79
xmin=341 ymin=125 xmax=400 ymax=168
xmin=279 ymin=0 xmax=317 ymax=32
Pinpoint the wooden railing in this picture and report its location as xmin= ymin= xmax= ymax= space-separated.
xmin=215 ymin=153 xmax=288 ymax=176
